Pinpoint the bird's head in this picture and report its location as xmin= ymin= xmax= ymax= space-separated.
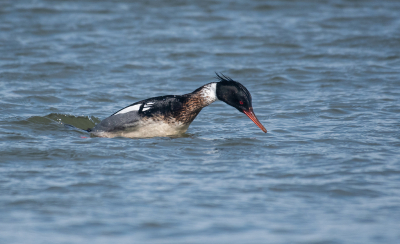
xmin=215 ymin=73 xmax=267 ymax=133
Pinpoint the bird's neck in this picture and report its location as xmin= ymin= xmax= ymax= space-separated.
xmin=190 ymin=82 xmax=218 ymax=107
xmin=173 ymin=83 xmax=218 ymax=124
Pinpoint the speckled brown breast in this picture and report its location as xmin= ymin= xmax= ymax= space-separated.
xmin=172 ymin=90 xmax=211 ymax=124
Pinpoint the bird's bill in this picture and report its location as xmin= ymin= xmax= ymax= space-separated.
xmin=243 ymin=108 xmax=267 ymax=133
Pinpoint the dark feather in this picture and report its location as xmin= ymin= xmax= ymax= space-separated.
xmin=215 ymin=72 xmax=233 ymax=82
xmin=215 ymin=72 xmax=251 ymax=100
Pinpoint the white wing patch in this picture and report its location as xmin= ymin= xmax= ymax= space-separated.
xmin=142 ymin=102 xmax=154 ymax=112
xmin=115 ymin=104 xmax=141 ymax=115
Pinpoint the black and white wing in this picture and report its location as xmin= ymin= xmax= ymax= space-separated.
xmin=90 ymin=95 xmax=185 ymax=133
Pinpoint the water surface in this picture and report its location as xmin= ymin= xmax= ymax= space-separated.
xmin=1 ymin=0 xmax=400 ymax=243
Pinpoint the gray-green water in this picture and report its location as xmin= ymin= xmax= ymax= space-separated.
xmin=1 ymin=0 xmax=400 ymax=243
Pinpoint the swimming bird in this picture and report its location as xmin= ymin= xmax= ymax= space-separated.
xmin=88 ymin=74 xmax=267 ymax=138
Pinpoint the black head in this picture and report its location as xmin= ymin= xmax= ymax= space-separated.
xmin=215 ymin=73 xmax=252 ymax=112
xmin=215 ymin=73 xmax=267 ymax=133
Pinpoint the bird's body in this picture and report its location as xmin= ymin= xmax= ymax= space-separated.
xmin=88 ymin=74 xmax=266 ymax=138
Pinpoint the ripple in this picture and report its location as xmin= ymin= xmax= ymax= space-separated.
xmin=1 ymin=1 xmax=400 ymax=244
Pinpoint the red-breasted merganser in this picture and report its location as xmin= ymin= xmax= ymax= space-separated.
xmin=88 ymin=74 xmax=267 ymax=138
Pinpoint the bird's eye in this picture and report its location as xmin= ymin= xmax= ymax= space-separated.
xmin=239 ymin=101 xmax=243 ymax=105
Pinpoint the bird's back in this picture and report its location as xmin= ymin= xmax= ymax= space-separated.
xmin=90 ymin=95 xmax=196 ymax=138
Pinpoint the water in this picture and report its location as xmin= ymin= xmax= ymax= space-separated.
xmin=1 ymin=0 xmax=400 ymax=243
